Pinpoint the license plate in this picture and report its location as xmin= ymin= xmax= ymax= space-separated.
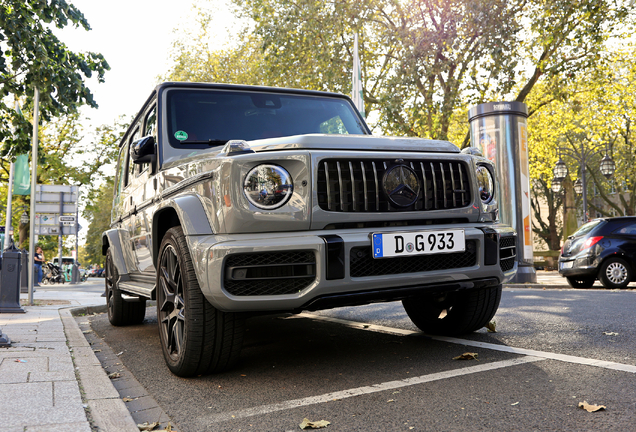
xmin=560 ymin=261 xmax=573 ymax=270
xmin=372 ymin=229 xmax=466 ymax=258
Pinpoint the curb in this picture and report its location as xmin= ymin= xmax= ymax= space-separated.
xmin=504 ymin=283 xmax=572 ymax=289
xmin=59 ymin=305 xmax=139 ymax=432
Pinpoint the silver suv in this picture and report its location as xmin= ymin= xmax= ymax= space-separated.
xmin=103 ymin=82 xmax=517 ymax=377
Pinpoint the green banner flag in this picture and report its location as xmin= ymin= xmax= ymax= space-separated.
xmin=13 ymin=153 xmax=31 ymax=195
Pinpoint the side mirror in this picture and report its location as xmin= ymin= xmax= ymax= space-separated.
xmin=131 ymin=136 xmax=156 ymax=164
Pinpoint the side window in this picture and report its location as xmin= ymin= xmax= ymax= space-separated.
xmin=127 ymin=126 xmax=141 ymax=182
xmin=614 ymin=223 xmax=636 ymax=235
xmin=144 ymin=104 xmax=157 ymax=138
xmin=140 ymin=105 xmax=157 ymax=174
xmin=116 ymin=144 xmax=128 ymax=197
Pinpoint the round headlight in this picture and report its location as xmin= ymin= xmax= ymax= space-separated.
xmin=476 ymin=165 xmax=494 ymax=204
xmin=243 ymin=164 xmax=293 ymax=210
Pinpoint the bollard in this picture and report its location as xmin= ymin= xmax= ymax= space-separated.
xmin=20 ymin=249 xmax=29 ymax=293
xmin=0 ymin=247 xmax=26 ymax=313
xmin=0 ymin=255 xmax=11 ymax=346
xmin=70 ymin=263 xmax=80 ymax=284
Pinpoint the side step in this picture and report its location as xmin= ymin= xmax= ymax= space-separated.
xmin=119 ymin=281 xmax=155 ymax=300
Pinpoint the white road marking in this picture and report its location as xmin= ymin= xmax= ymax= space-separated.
xmin=206 ymin=356 xmax=544 ymax=423
xmin=300 ymin=313 xmax=636 ymax=374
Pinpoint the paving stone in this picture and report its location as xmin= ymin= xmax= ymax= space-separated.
xmin=88 ymin=399 xmax=139 ymax=432
xmin=130 ymin=406 xmax=173 ymax=428
xmin=71 ymin=346 xmax=102 ymax=367
xmin=77 ymin=365 xmax=120 ymax=400
xmin=29 ymin=370 xmax=76 ymax=382
xmin=26 ymin=421 xmax=92 ymax=432
xmin=0 ymin=370 xmax=28 ymax=383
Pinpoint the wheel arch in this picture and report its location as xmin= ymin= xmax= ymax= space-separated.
xmin=102 ymin=229 xmax=129 ymax=276
xmin=152 ymin=194 xmax=214 ymax=268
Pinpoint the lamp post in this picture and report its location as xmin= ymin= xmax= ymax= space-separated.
xmin=553 ymin=144 xmax=616 ymax=223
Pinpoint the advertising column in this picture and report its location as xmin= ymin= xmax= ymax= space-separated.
xmin=468 ymin=102 xmax=536 ymax=283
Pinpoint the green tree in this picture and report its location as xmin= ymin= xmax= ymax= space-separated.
xmin=167 ymin=0 xmax=633 ymax=143
xmin=0 ymin=0 xmax=109 ymax=157
xmin=82 ymin=178 xmax=114 ymax=266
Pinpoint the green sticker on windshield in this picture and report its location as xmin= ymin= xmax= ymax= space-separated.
xmin=174 ymin=130 xmax=188 ymax=141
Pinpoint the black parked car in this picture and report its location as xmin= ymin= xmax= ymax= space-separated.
xmin=559 ymin=217 xmax=636 ymax=289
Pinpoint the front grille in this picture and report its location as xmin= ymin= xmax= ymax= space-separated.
xmin=224 ymin=251 xmax=316 ymax=296
xmin=500 ymin=236 xmax=516 ymax=271
xmin=350 ymin=240 xmax=477 ymax=277
xmin=317 ymin=158 xmax=471 ymax=212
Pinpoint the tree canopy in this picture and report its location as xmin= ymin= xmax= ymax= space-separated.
xmin=0 ymin=0 xmax=109 ymax=158
xmin=166 ymin=0 xmax=634 ymax=143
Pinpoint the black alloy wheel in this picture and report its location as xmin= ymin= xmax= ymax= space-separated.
xmin=156 ymin=226 xmax=245 ymax=377
xmin=157 ymin=243 xmax=185 ymax=362
xmin=105 ymin=248 xmax=146 ymax=326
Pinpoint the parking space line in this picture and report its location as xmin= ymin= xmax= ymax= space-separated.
xmin=206 ymin=356 xmax=543 ymax=424
xmin=301 ymin=313 xmax=636 ymax=374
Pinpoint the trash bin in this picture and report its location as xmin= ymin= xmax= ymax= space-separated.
xmin=0 ymin=247 xmax=26 ymax=313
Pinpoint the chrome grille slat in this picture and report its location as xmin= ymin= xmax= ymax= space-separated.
xmin=440 ymin=162 xmax=447 ymax=208
xmin=318 ymin=159 xmax=470 ymax=213
xmin=361 ymin=161 xmax=368 ymax=211
xmin=450 ymin=162 xmax=457 ymax=207
xmin=430 ymin=162 xmax=438 ymax=209
xmin=337 ymin=161 xmax=344 ymax=211
xmin=458 ymin=164 xmax=466 ymax=205
xmin=372 ymin=161 xmax=379 ymax=211
xmin=324 ymin=161 xmax=332 ymax=211
xmin=420 ymin=162 xmax=428 ymax=210
xmin=349 ymin=161 xmax=357 ymax=211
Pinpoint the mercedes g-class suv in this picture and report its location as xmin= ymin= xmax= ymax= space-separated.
xmin=103 ymin=82 xmax=517 ymax=377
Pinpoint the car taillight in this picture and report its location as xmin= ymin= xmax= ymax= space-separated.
xmin=582 ymin=236 xmax=603 ymax=250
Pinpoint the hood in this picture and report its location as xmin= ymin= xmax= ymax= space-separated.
xmin=245 ymin=134 xmax=460 ymax=153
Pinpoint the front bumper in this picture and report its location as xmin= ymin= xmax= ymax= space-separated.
xmin=187 ymin=223 xmax=516 ymax=312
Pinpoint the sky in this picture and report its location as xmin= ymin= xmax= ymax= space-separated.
xmin=56 ymin=0 xmax=237 ymax=129
xmin=52 ymin=0 xmax=238 ymax=245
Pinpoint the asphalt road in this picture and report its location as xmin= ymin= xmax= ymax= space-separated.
xmin=87 ymin=288 xmax=636 ymax=431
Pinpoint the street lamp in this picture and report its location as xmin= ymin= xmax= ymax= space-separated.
xmin=573 ymin=178 xmax=583 ymax=194
xmin=553 ymin=143 xmax=615 ymax=223
xmin=553 ymin=157 xmax=568 ymax=181
xmin=600 ymin=153 xmax=616 ymax=179
xmin=551 ymin=177 xmax=562 ymax=194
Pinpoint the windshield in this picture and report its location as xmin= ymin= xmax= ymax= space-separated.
xmin=571 ymin=219 xmax=604 ymax=238
xmin=166 ymin=89 xmax=367 ymax=148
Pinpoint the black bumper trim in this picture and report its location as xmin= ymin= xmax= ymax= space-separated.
xmin=297 ymin=277 xmax=500 ymax=312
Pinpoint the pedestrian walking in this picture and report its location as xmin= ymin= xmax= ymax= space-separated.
xmin=34 ymin=246 xmax=45 ymax=286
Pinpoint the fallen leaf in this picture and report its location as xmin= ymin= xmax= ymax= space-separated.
xmin=116 ymin=351 xmax=124 ymax=356
xmin=486 ymin=321 xmax=497 ymax=333
xmin=387 ymin=399 xmax=395 ymax=403
xmin=603 ymin=332 xmax=619 ymax=336
xmin=299 ymin=418 xmax=331 ymax=429
xmin=108 ymin=372 xmax=121 ymax=379
xmin=579 ymin=401 xmax=606 ymax=413
xmin=82 ymin=330 xmax=92 ymax=334
xmin=123 ymin=397 xmax=135 ymax=402
xmin=137 ymin=421 xmax=159 ymax=431
xmin=511 ymin=402 xmax=519 ymax=406
xmin=453 ymin=352 xmax=479 ymax=361
xmin=93 ymin=349 xmax=102 ymax=353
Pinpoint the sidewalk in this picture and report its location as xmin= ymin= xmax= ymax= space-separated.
xmin=0 ymin=270 xmax=585 ymax=431
xmin=0 ymin=280 xmax=139 ymax=431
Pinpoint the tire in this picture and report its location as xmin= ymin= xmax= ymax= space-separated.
xmin=105 ymin=248 xmax=146 ymax=326
xmin=566 ymin=276 xmax=595 ymax=289
xmin=599 ymin=257 xmax=632 ymax=289
xmin=402 ymin=284 xmax=502 ymax=336
xmin=157 ymin=226 xmax=245 ymax=377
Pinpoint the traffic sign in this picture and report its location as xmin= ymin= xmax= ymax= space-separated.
xmin=35 ymin=203 xmax=77 ymax=214
xmin=34 ymin=225 xmax=76 ymax=235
